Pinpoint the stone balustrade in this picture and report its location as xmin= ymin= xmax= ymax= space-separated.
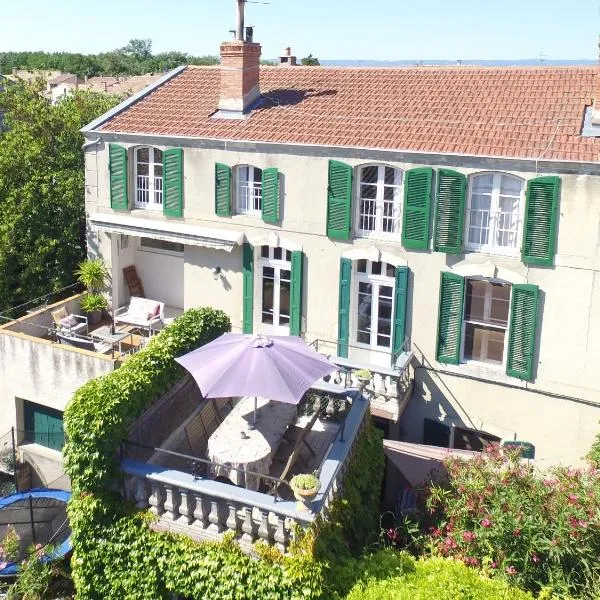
xmin=121 ymin=387 xmax=369 ymax=554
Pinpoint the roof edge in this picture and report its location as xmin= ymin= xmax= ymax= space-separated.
xmin=83 ymin=129 xmax=600 ymax=172
xmin=81 ymin=66 xmax=187 ymax=134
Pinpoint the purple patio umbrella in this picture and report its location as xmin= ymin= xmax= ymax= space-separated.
xmin=175 ymin=333 xmax=337 ymax=427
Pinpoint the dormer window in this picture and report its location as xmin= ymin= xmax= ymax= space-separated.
xmin=465 ymin=173 xmax=524 ymax=256
xmin=135 ymin=147 xmax=163 ymax=210
xmin=355 ymin=165 xmax=403 ymax=238
xmin=236 ymin=165 xmax=262 ymax=215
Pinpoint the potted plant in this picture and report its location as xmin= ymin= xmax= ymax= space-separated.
xmin=353 ymin=368 xmax=372 ymax=384
xmin=290 ymin=473 xmax=320 ymax=512
xmin=75 ymin=258 xmax=109 ymax=324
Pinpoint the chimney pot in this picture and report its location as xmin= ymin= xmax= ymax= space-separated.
xmin=285 ymin=47 xmax=291 ymax=56
xmin=279 ymin=47 xmax=297 ymax=67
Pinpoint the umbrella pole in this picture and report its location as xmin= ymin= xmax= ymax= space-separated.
xmin=249 ymin=396 xmax=257 ymax=430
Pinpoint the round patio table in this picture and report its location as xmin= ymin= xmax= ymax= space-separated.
xmin=207 ymin=396 xmax=298 ymax=491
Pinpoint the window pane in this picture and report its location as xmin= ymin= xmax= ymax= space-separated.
xmin=153 ymin=148 xmax=163 ymax=163
xmin=136 ymin=147 xmax=149 ymax=163
xmin=371 ymin=261 xmax=382 ymax=275
xmin=470 ymin=193 xmax=491 ymax=211
xmin=472 ymin=174 xmax=493 ymax=194
xmin=253 ymin=167 xmax=262 ymax=184
xmin=357 ymin=281 xmax=372 ymax=344
xmin=137 ymin=163 xmax=149 ymax=176
xmin=465 ymin=280 xmax=486 ymax=322
xmin=386 ymin=263 xmax=395 ymax=278
xmin=273 ymin=247 xmax=282 ymax=260
xmin=261 ymin=245 xmax=269 ymax=258
xmin=359 ymin=199 xmax=377 ymax=231
xmin=261 ymin=267 xmax=274 ymax=324
xmin=377 ymin=285 xmax=393 ymax=347
xmin=154 ymin=164 xmax=163 ymax=178
xmin=489 ymin=283 xmax=510 ymax=326
xmin=384 ymin=166 xmax=400 ymax=185
xmin=499 ymin=175 xmax=522 ymax=196
xmin=360 ymin=183 xmax=377 ymax=199
xmin=239 ymin=166 xmax=250 ymax=184
xmin=464 ymin=324 xmax=505 ymax=364
xmin=279 ymin=271 xmax=291 ymax=321
xmin=360 ymin=166 xmax=378 ymax=185
xmin=357 ymin=259 xmax=367 ymax=273
xmin=285 ymin=250 xmax=292 ymax=262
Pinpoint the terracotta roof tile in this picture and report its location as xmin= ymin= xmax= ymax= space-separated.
xmin=98 ymin=65 xmax=600 ymax=162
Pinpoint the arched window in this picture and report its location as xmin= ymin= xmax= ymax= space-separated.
xmin=354 ymin=259 xmax=396 ymax=350
xmin=134 ymin=147 xmax=163 ymax=210
xmin=465 ymin=173 xmax=524 ymax=255
xmin=236 ymin=165 xmax=262 ymax=215
xmin=355 ymin=165 xmax=403 ymax=238
xmin=259 ymin=245 xmax=292 ymax=333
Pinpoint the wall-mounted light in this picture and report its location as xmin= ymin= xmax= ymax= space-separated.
xmin=212 ymin=266 xmax=222 ymax=280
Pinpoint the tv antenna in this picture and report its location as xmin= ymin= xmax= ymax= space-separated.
xmin=235 ymin=0 xmax=270 ymax=40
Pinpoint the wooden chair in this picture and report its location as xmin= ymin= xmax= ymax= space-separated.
xmin=122 ymin=265 xmax=145 ymax=297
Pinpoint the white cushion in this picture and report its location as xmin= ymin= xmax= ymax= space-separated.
xmin=60 ymin=315 xmax=78 ymax=327
xmin=128 ymin=297 xmax=149 ymax=320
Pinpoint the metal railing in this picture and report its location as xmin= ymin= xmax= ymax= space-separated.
xmin=121 ymin=440 xmax=292 ymax=501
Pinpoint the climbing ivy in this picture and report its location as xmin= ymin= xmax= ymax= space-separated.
xmin=63 ymin=308 xmax=384 ymax=599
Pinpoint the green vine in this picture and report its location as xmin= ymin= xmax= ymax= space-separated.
xmin=63 ymin=309 xmax=384 ymax=599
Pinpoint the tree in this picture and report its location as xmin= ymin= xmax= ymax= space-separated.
xmin=301 ymin=54 xmax=320 ymax=66
xmin=0 ymin=81 xmax=120 ymax=311
xmin=122 ymin=39 xmax=153 ymax=61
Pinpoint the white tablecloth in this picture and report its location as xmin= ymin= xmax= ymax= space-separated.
xmin=207 ymin=396 xmax=298 ymax=490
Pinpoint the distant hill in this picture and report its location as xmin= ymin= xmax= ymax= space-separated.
xmin=319 ymin=59 xmax=597 ymax=67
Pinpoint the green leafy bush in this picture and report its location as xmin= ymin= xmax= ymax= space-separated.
xmin=403 ymin=445 xmax=600 ymax=598
xmin=345 ymin=555 xmax=537 ymax=600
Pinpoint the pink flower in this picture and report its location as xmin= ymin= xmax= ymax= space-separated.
xmin=480 ymin=518 xmax=492 ymax=528
xmin=513 ymin=528 xmax=521 ymax=537
xmin=0 ymin=562 xmax=6 ymax=570
xmin=386 ymin=528 xmax=397 ymax=541
xmin=506 ymin=566 xmax=517 ymax=575
xmin=463 ymin=556 xmax=479 ymax=566
xmin=430 ymin=527 xmax=442 ymax=538
xmin=531 ymin=553 xmax=540 ymax=564
xmin=568 ymin=493 xmax=579 ymax=504
xmin=543 ymin=479 xmax=554 ymax=487
xmin=491 ymin=562 xmax=498 ymax=569
xmin=463 ymin=531 xmax=476 ymax=542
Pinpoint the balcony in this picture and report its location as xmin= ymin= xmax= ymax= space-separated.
xmin=119 ymin=350 xmax=413 ymax=553
xmin=0 ymin=291 xmax=148 ymax=363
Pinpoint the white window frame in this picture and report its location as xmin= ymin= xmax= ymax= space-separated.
xmin=464 ymin=172 xmax=525 ymax=257
xmin=236 ymin=165 xmax=262 ymax=216
xmin=134 ymin=146 xmax=164 ymax=211
xmin=460 ymin=277 xmax=512 ymax=369
xmin=258 ymin=246 xmax=292 ymax=335
xmin=354 ymin=164 xmax=403 ymax=240
xmin=353 ymin=260 xmax=396 ymax=352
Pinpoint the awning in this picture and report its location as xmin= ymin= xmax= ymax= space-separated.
xmin=383 ymin=440 xmax=477 ymax=486
xmin=89 ymin=213 xmax=244 ymax=252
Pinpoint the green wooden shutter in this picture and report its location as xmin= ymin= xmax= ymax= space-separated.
xmin=507 ymin=284 xmax=539 ymax=380
xmin=289 ymin=251 xmax=304 ymax=336
xmin=522 ymin=177 xmax=560 ymax=266
xmin=327 ymin=160 xmax=353 ymax=240
xmin=109 ymin=143 xmax=128 ymax=211
xmin=163 ymin=148 xmax=183 ymax=217
xmin=242 ymin=243 xmax=254 ymax=334
xmin=337 ymin=258 xmax=352 ymax=357
xmin=215 ymin=163 xmax=232 ymax=217
xmin=436 ymin=272 xmax=465 ymax=364
xmin=402 ymin=168 xmax=433 ymax=249
xmin=23 ymin=401 xmax=64 ymax=451
xmin=261 ymin=168 xmax=280 ymax=223
xmin=434 ymin=169 xmax=466 ymax=253
xmin=392 ymin=266 xmax=409 ymax=365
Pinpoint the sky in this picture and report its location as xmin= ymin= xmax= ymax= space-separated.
xmin=1 ymin=0 xmax=600 ymax=61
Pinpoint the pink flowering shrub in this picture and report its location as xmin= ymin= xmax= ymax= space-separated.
xmin=411 ymin=445 xmax=600 ymax=598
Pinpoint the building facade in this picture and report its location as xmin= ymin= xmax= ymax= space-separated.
xmin=76 ymin=38 xmax=600 ymax=466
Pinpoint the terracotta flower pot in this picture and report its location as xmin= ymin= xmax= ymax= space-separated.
xmin=292 ymin=485 xmax=319 ymax=512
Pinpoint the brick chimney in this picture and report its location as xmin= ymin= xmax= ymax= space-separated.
xmin=279 ymin=47 xmax=297 ymax=67
xmin=218 ymin=39 xmax=262 ymax=114
xmin=216 ymin=0 xmax=261 ymax=116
